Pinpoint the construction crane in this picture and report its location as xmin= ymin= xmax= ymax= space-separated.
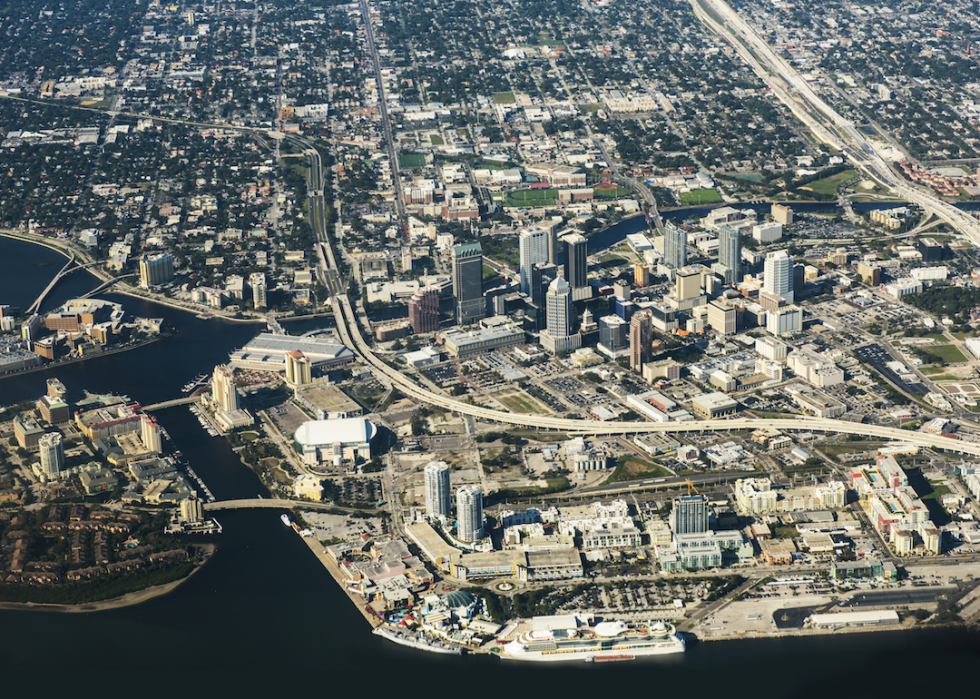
xmin=685 ymin=478 xmax=700 ymax=496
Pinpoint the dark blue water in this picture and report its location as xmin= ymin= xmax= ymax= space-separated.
xmin=2 ymin=237 xmax=980 ymax=697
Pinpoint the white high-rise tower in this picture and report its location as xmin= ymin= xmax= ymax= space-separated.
xmin=424 ymin=460 xmax=452 ymax=519
xmin=456 ymin=484 xmax=485 ymax=541
xmin=764 ymin=250 xmax=794 ymax=303
xmin=38 ymin=432 xmax=65 ymax=478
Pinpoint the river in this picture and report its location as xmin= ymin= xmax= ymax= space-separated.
xmin=2 ymin=237 xmax=980 ymax=696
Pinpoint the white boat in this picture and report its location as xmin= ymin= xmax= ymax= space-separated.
xmin=373 ymin=627 xmax=463 ymax=655
xmin=281 ymin=514 xmax=292 ymax=527
xmin=500 ymin=619 xmax=684 ymax=662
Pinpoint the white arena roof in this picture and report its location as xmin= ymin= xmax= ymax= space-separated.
xmin=294 ymin=418 xmax=376 ymax=447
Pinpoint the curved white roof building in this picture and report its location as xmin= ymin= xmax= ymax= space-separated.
xmin=294 ymin=418 xmax=375 ymax=467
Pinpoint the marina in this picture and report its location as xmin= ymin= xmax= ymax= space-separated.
xmin=181 ymin=374 xmax=209 ymax=394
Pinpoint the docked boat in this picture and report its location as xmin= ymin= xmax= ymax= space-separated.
xmin=373 ymin=627 xmax=463 ymax=655
xmin=281 ymin=514 xmax=292 ymax=527
xmin=500 ymin=619 xmax=684 ymax=662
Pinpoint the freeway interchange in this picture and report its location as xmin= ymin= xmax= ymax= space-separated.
xmin=689 ymin=0 xmax=980 ymax=245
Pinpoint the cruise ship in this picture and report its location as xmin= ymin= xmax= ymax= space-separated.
xmin=501 ymin=619 xmax=685 ymax=662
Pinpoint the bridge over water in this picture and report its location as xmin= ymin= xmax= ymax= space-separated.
xmin=204 ymin=498 xmax=371 ymax=514
xmin=27 ymin=259 xmax=102 ymax=314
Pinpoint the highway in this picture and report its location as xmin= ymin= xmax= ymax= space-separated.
xmin=688 ymin=0 xmax=980 ymax=244
xmin=284 ymin=7 xmax=980 ymax=461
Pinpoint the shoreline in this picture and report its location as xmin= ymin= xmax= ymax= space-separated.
xmin=0 ymin=334 xmax=169 ymax=382
xmin=297 ymin=533 xmax=383 ymax=629
xmin=0 ymin=543 xmax=215 ymax=614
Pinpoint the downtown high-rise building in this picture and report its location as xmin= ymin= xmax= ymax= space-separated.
xmin=456 ymin=484 xmax=485 ymax=541
xmin=424 ymin=460 xmax=452 ymax=519
xmin=672 ymin=494 xmax=709 ymax=534
xmin=519 ymin=227 xmax=549 ymax=295
xmin=629 ymin=310 xmax=653 ymax=372
xmin=599 ymin=315 xmax=629 ymax=353
xmin=663 ymin=220 xmax=687 ymax=270
xmin=717 ymin=223 xmax=741 ymax=285
xmin=563 ymin=233 xmax=588 ymax=290
xmin=452 ymin=242 xmax=485 ymax=326
xmin=529 ymin=262 xmax=558 ymax=309
xmin=38 ymin=432 xmax=65 ymax=478
xmin=212 ymin=365 xmax=240 ymax=413
xmin=764 ymin=250 xmax=794 ymax=304
xmin=409 ymin=288 xmax=440 ymax=334
xmin=540 ymin=275 xmax=581 ymax=354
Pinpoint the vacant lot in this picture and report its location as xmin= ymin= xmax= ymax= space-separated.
xmin=494 ymin=389 xmax=551 ymax=414
xmin=492 ymin=91 xmax=516 ymax=104
xmin=607 ymin=456 xmax=671 ymax=483
xmin=807 ymin=169 xmax=857 ymax=196
xmin=927 ymin=344 xmax=968 ymax=363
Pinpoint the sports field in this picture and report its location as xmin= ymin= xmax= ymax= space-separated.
xmin=398 ymin=153 xmax=426 ymax=169
xmin=504 ymin=188 xmax=558 ymax=207
xmin=678 ymin=188 xmax=722 ymax=204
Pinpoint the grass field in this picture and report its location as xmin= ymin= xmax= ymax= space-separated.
xmin=398 ymin=153 xmax=426 ymax=169
xmin=505 ymin=188 xmax=558 ymax=207
xmin=492 ymin=91 xmax=516 ymax=104
xmin=495 ymin=391 xmax=548 ymax=414
xmin=430 ymin=134 xmax=444 ymax=145
xmin=606 ymin=456 xmax=671 ymax=484
xmin=807 ymin=169 xmax=857 ymax=196
xmin=593 ymin=184 xmax=630 ymax=198
xmin=678 ymin=188 xmax=722 ymax=204
xmin=579 ymin=103 xmax=601 ymax=113
xmin=928 ymin=345 xmax=968 ymax=363
xmin=483 ymin=263 xmax=499 ymax=281
xmin=598 ymin=253 xmax=628 ymax=265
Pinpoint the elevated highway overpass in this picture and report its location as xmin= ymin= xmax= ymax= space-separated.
xmin=330 ymin=295 xmax=980 ymax=458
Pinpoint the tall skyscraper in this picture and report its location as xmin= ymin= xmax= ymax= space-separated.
xmin=629 ymin=310 xmax=653 ymax=372
xmin=409 ymin=288 xmax=440 ymax=334
xmin=141 ymin=414 xmax=162 ymax=454
xmin=139 ymin=252 xmax=175 ymax=288
xmin=285 ymin=350 xmax=312 ymax=386
xmin=563 ymin=233 xmax=588 ymax=290
xmin=764 ymin=250 xmax=794 ymax=303
xmin=540 ymin=275 xmax=581 ymax=354
xmin=519 ymin=227 xmax=549 ymax=295
xmin=38 ymin=432 xmax=65 ymax=478
xmin=717 ymin=224 xmax=741 ymax=285
xmin=672 ymin=494 xmax=709 ymax=534
xmin=212 ymin=365 xmax=239 ymax=413
xmin=250 ymin=273 xmax=267 ymax=308
xmin=452 ymin=242 xmax=485 ymax=326
xmin=530 ymin=262 xmax=558 ymax=309
xmin=547 ymin=226 xmax=560 ymax=266
xmin=424 ymin=460 xmax=452 ymax=519
xmin=663 ymin=221 xmax=687 ymax=270
xmin=456 ymin=484 xmax=485 ymax=541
